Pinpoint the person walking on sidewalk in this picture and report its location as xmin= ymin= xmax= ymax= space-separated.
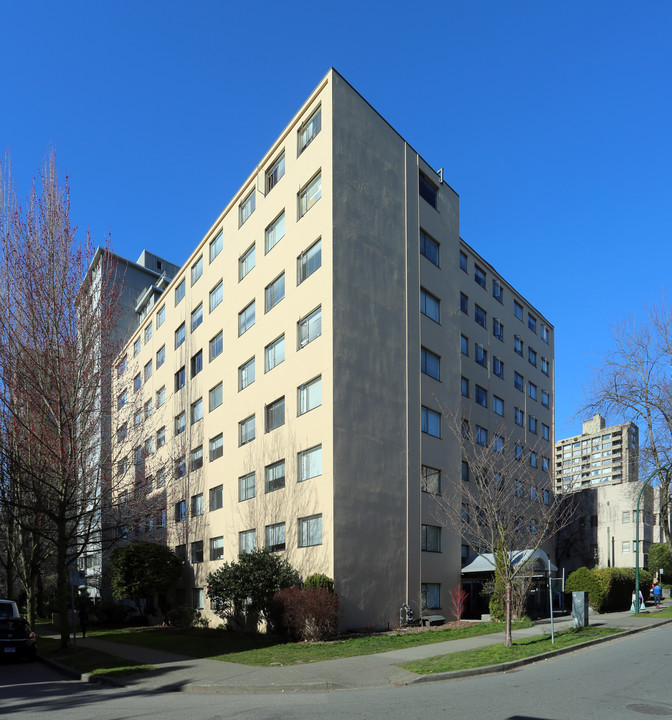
xmin=78 ymin=604 xmax=89 ymax=638
xmin=653 ymin=583 xmax=662 ymax=609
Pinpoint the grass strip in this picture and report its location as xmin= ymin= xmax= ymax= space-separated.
xmin=631 ymin=606 xmax=672 ymax=619
xmin=38 ymin=637 xmax=155 ymax=677
xmin=399 ymin=626 xmax=623 ymax=674
xmin=86 ymin=618 xmax=532 ymax=666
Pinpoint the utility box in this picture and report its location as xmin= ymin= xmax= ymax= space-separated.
xmin=572 ymin=591 xmax=590 ymax=627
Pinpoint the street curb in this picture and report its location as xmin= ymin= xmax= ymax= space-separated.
xmin=404 ymin=617 xmax=672 ymax=686
xmin=37 ymin=654 xmax=128 ymax=688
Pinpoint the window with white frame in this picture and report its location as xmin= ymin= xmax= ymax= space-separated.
xmin=175 ymin=412 xmax=186 ymax=436
xmin=239 ymin=243 xmax=255 ymax=280
xmin=175 ymin=279 xmax=185 ymax=306
xmin=191 ymin=542 xmax=203 ymax=564
xmin=265 ymin=334 xmax=285 ymax=372
xmin=144 ymin=360 xmax=152 ymax=383
xmin=493 ymin=318 xmax=503 ymax=341
xmin=298 ymin=376 xmax=322 ymax=415
xmin=239 ymin=415 xmax=255 ymax=445
xmin=157 ymin=305 xmax=165 ymax=327
xmin=238 ymin=300 xmax=255 ymax=335
xmin=175 ymin=322 xmax=186 ymax=348
xmin=299 ymin=515 xmax=322 ymax=547
xmin=529 ymin=347 xmax=537 ymax=367
xmin=191 ymin=349 xmax=203 ymax=377
xmin=209 ymin=331 xmax=223 ymax=361
xmin=239 ymin=190 xmax=255 ymax=226
xmin=210 ymin=536 xmax=224 ymax=561
xmin=265 ymin=460 xmax=285 ymax=493
xmin=493 ymin=395 xmax=504 ymax=416
xmin=299 ymin=172 xmax=321 ymax=217
xmin=238 ymin=357 xmax=255 ymax=391
xmin=493 ymin=356 xmax=504 ymax=378
xmin=143 ymin=398 xmax=153 ymax=420
xmin=265 ymin=397 xmax=285 ymax=432
xmin=514 ymin=335 xmax=523 ymax=355
xmin=239 ymin=529 xmax=256 ymax=553
xmin=422 ymin=465 xmax=441 ymax=493
xmin=209 ymin=485 xmax=223 ymax=511
xmin=420 ymin=288 xmax=440 ymax=323
xmin=492 ymin=278 xmax=503 ymax=303
xmin=265 ymin=211 xmax=285 ymax=253
xmin=421 ymin=407 xmax=441 ymax=437
xmin=239 ymin=472 xmax=255 ymax=501
xmin=209 ymin=382 xmax=223 ymax=412
xmin=156 ymin=426 xmax=165 ymax=448
xmin=191 ymin=255 xmax=203 ymax=285
xmin=133 ymin=373 xmax=141 ymax=392
xmin=542 ymin=389 xmax=550 ymax=408
xmin=209 ymin=230 xmax=223 ymax=263
xmin=298 ymin=106 xmax=321 ymax=152
xmin=156 ymin=344 xmax=165 ymax=368
xmin=475 ymin=344 xmax=487 ymax=367
xmin=191 ymin=492 xmax=204 ymax=515
xmin=298 ymin=306 xmax=321 ymax=348
xmin=421 ymin=583 xmax=440 ymax=609
xmin=265 ymin=273 xmax=285 ymax=312
xmin=421 ymin=525 xmax=441 ymax=552
xmin=474 ymin=265 xmax=486 ymax=288
xmin=298 ymin=445 xmax=322 ymax=482
xmin=266 ymin=522 xmax=286 ymax=552
xmin=209 ymin=280 xmax=223 ymax=313
xmin=191 ymin=398 xmax=203 ymax=424
xmin=133 ymin=337 xmax=141 ymax=357
xmin=144 ymin=322 xmax=152 ymax=343
xmin=297 ymin=238 xmax=321 ymax=284
xmin=266 ymin=153 xmax=285 ymax=192
xmin=209 ymin=433 xmax=223 ymax=462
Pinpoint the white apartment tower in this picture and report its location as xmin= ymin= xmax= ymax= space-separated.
xmin=112 ymin=70 xmax=555 ymax=629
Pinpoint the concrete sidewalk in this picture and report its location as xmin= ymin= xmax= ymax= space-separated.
xmin=40 ymin=606 xmax=672 ymax=694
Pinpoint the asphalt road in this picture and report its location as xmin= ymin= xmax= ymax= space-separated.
xmin=1 ymin=624 xmax=671 ymax=719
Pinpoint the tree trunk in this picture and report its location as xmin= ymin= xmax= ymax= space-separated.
xmin=57 ymin=535 xmax=70 ymax=649
xmin=504 ymin=582 xmax=512 ymax=647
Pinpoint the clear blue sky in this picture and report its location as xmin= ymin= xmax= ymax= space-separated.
xmin=2 ymin=1 xmax=671 ymax=441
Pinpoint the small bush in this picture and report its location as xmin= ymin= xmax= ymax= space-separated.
xmin=303 ymin=573 xmax=334 ymax=593
xmin=566 ymin=566 xmax=652 ymax=612
xmin=166 ymin=606 xmax=197 ymax=630
xmin=273 ymin=587 xmax=342 ymax=641
xmin=566 ymin=567 xmax=605 ymax=611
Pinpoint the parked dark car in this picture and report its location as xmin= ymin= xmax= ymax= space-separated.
xmin=0 ymin=618 xmax=36 ymax=661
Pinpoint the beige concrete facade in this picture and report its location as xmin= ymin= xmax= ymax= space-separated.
xmin=111 ymin=69 xmax=555 ymax=630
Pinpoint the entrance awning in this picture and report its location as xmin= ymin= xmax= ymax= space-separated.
xmin=461 ymin=548 xmax=558 ymax=574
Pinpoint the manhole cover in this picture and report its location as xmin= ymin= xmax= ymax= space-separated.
xmin=626 ymin=704 xmax=672 ymax=716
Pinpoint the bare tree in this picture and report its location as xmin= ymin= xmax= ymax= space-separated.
xmin=0 ymin=152 xmax=147 ymax=646
xmin=582 ymin=302 xmax=672 ymax=547
xmin=434 ymin=414 xmax=574 ymax=647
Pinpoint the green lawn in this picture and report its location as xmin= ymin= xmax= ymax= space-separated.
xmin=632 ymin=605 xmax=672 ymax=619
xmin=84 ymin=618 xmax=533 ymax=666
xmin=399 ymin=626 xmax=623 ymax=674
xmin=38 ymin=637 xmax=155 ymax=677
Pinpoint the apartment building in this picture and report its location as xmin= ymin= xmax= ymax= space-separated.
xmin=111 ymin=69 xmax=554 ymax=630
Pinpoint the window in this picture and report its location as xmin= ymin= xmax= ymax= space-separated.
xmin=514 ymin=335 xmax=523 ymax=355
xmin=460 ymin=292 xmax=468 ymax=314
xmin=493 ymin=318 xmax=504 ymax=341
xmin=133 ymin=337 xmax=141 ymax=357
xmin=210 ymin=536 xmax=224 ymax=561
xmin=209 ymin=280 xmax=223 ymax=313
xmin=265 ymin=211 xmax=285 ymax=253
xmin=461 ymin=377 xmax=469 ymax=397
xmin=175 ymin=412 xmax=186 ymax=436
xmin=191 ymin=492 xmax=204 ymax=516
xmin=175 ymin=500 xmax=186 ymax=522
xmin=175 ymin=544 xmax=186 ymax=562
xmin=541 ymin=357 xmax=550 ymax=376
xmin=191 ymin=350 xmax=203 ymax=377
xmin=296 ymin=307 xmax=323 ymax=350
xmin=175 ymin=322 xmax=185 ymax=348
xmin=514 ymin=372 xmax=524 ymax=391
xmin=144 ymin=398 xmax=153 ymax=420
xmin=420 ymin=288 xmax=440 ymax=322
xmin=475 ymin=344 xmax=487 ymax=367
xmin=209 ymin=433 xmax=223 ymax=462
xmin=515 ymin=407 xmax=524 ymax=426
xmin=239 ymin=357 xmax=255 ymax=391
xmin=191 ymin=398 xmax=203 ymax=424
xmin=144 ymin=322 xmax=152 ymax=343
xmin=529 ymin=416 xmax=538 ymax=434
xmin=622 ymin=541 xmax=630 ymax=554
xmin=133 ymin=409 xmax=142 ymax=427
xmin=494 ymin=435 xmax=504 ymax=453
xmin=421 ymin=407 xmax=441 ymax=437
xmin=117 ymin=356 xmax=127 ymax=377
xmin=420 ymin=229 xmax=439 ymax=266
xmin=191 ymin=255 xmax=203 ymax=285
xmin=266 ymin=153 xmax=285 ymax=192
xmin=297 ymin=238 xmax=321 ymax=283
xmin=239 ymin=190 xmax=255 ymax=226
xmin=422 ymin=525 xmax=441 ymax=552
xmin=542 ymin=423 xmax=550 ymax=441
xmin=298 ymin=106 xmax=321 ymax=152
xmin=493 ymin=396 xmax=504 ymax=416
xmin=175 ymin=366 xmax=185 ymax=391
xmin=299 ymin=172 xmax=321 ymax=217
xmin=156 ymin=426 xmax=165 ymax=448
xmin=622 ymin=511 xmax=630 ymax=523
xmin=515 ymin=443 xmax=523 ymax=460
xmin=239 ymin=415 xmax=255 ymax=446
xmin=475 ymin=425 xmax=488 ymax=446
xmin=209 ymin=484 xmax=223 ymax=511
xmin=514 ymin=300 xmax=523 ymax=320
xmin=528 ymin=314 xmax=537 ymax=333
xmin=190 ymin=541 xmax=203 ymax=564
xmin=265 ymin=460 xmax=285 ymax=493
xmin=461 ymin=335 xmax=469 ymax=356
xmin=238 ymin=300 xmax=255 ymax=335
xmin=474 ymin=265 xmax=486 ymax=288
xmin=421 ymin=583 xmax=440 ymax=610
xmin=299 ymin=515 xmax=322 ymax=547
xmin=528 ymin=382 xmax=537 ymax=401
xmin=239 ymin=243 xmax=255 ymax=280
xmin=492 ymin=278 xmax=503 ymax=303
xmin=144 ymin=360 xmax=152 ymax=383
xmin=239 ymin=472 xmax=255 ymax=501
xmin=298 ymin=376 xmax=321 ymax=415
xmin=542 ymin=456 xmax=549 ymax=471
xmin=209 ymin=382 xmax=223 ymax=412
xmin=419 ymin=172 xmax=437 ymax=208
xmin=265 ymin=397 xmax=285 ymax=432
xmin=117 ymin=423 xmax=127 ymax=443
xmin=156 ymin=344 xmax=165 ymax=368
xmin=133 ymin=373 xmax=141 ymax=393
xmin=191 ymin=303 xmax=203 ymax=331
xmin=529 ymin=347 xmax=537 ymax=367
xmin=265 ymin=273 xmax=285 ymax=312
xmin=542 ymin=324 xmax=549 ymax=343
xmin=266 ymin=523 xmax=286 ymax=552
xmin=529 ymin=451 xmax=538 ymax=468
xmin=460 ymin=251 xmax=467 ymax=272
xmin=156 ymin=305 xmax=165 ymax=327
xmin=175 ymin=279 xmax=185 ymax=306
xmin=475 ymin=385 xmax=487 ymax=407
xmin=298 ymin=445 xmax=322 ymax=482
xmin=239 ymin=530 xmax=256 ymax=553
xmin=422 ymin=465 xmax=441 ymax=493
xmin=209 ymin=230 xmax=223 ymax=263
xmin=209 ymin=331 xmax=223 ymax=361
xmin=265 ymin=334 xmax=285 ymax=372
xmin=474 ymin=305 xmax=486 ymax=328
xmin=493 ymin=356 xmax=504 ymax=379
